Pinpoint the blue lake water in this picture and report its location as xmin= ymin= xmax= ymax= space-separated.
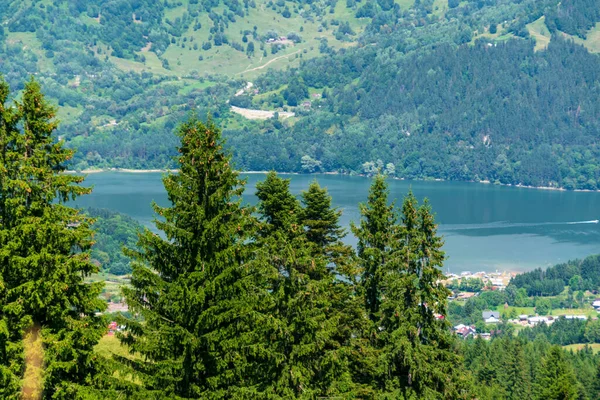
xmin=73 ymin=172 xmax=600 ymax=273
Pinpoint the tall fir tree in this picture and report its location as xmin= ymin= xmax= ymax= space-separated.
xmin=353 ymin=177 xmax=470 ymax=398
xmin=119 ymin=117 xmax=273 ymax=398
xmin=300 ymin=180 xmax=345 ymax=251
xmin=350 ymin=174 xmax=398 ymax=322
xmin=497 ymin=338 xmax=531 ymax=400
xmin=534 ymin=346 xmax=579 ymax=400
xmin=254 ymin=172 xmax=357 ymax=397
xmin=0 ymin=77 xmax=106 ymax=399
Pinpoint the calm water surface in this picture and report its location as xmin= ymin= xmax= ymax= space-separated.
xmin=73 ymin=172 xmax=600 ymax=273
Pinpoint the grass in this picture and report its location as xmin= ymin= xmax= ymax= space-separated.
xmin=565 ymin=23 xmax=600 ymax=53
xmin=96 ymin=0 xmax=367 ymax=78
xmin=87 ymin=272 xmax=130 ymax=303
xmin=563 ymin=343 xmax=600 ymax=354
xmin=56 ymin=105 xmax=84 ymax=126
xmin=494 ymin=306 xmax=536 ymax=316
xmin=94 ymin=335 xmax=143 ymax=385
xmin=95 ymin=335 xmax=139 ymax=360
xmin=6 ymin=32 xmax=54 ymax=73
xmin=526 ymin=17 xmax=551 ymax=52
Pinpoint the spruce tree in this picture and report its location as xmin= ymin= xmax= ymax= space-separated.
xmin=353 ymin=177 xmax=470 ymax=398
xmin=254 ymin=172 xmax=356 ymax=397
xmin=119 ymin=117 xmax=273 ymax=398
xmin=497 ymin=338 xmax=531 ymax=400
xmin=0 ymin=77 xmax=106 ymax=398
xmin=300 ymin=180 xmax=345 ymax=251
xmin=350 ymin=174 xmax=398 ymax=322
xmin=255 ymin=171 xmax=301 ymax=237
xmin=534 ymin=346 xmax=579 ymax=400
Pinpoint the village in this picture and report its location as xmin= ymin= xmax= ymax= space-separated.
xmin=445 ymin=270 xmax=600 ymax=340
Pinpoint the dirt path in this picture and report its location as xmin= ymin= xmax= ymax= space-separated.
xmin=238 ymin=50 xmax=301 ymax=74
xmin=22 ymin=324 xmax=44 ymax=400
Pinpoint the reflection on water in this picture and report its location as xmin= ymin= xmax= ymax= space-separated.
xmin=72 ymin=172 xmax=600 ymax=273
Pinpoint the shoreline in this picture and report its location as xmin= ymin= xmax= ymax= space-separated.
xmin=64 ymin=168 xmax=599 ymax=193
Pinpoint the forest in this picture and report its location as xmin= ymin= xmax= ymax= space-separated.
xmin=0 ymin=79 xmax=599 ymax=399
xmin=1 ymin=0 xmax=600 ymax=189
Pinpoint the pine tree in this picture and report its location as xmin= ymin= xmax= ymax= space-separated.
xmin=353 ymin=177 xmax=470 ymax=398
xmin=119 ymin=116 xmax=273 ymax=398
xmin=254 ymin=172 xmax=357 ymax=397
xmin=0 ymin=77 xmax=106 ymax=398
xmin=350 ymin=174 xmax=397 ymax=322
xmin=300 ymin=180 xmax=345 ymax=250
xmin=534 ymin=346 xmax=579 ymax=400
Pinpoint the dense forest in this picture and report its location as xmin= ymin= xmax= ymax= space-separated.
xmin=0 ymin=79 xmax=599 ymax=398
xmin=86 ymin=208 xmax=142 ymax=276
xmin=1 ymin=0 xmax=600 ymax=189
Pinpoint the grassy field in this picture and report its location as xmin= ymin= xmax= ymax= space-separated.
xmin=87 ymin=273 xmax=130 ymax=303
xmin=111 ymin=0 xmax=367 ymax=78
xmin=566 ymin=23 xmax=600 ymax=53
xmin=525 ymin=19 xmax=600 ymax=54
xmin=563 ymin=343 xmax=600 ymax=354
xmin=526 ymin=17 xmax=551 ymax=52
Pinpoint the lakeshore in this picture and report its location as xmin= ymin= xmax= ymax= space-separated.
xmin=66 ymin=168 xmax=600 ymax=193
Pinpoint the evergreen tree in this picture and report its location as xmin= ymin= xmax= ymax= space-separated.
xmin=300 ymin=180 xmax=345 ymax=250
xmin=497 ymin=338 xmax=531 ymax=400
xmin=378 ymin=191 xmax=466 ymax=398
xmin=254 ymin=172 xmax=356 ymax=397
xmin=0 ymin=77 xmax=106 ymax=398
xmin=255 ymin=171 xmax=301 ymax=237
xmin=353 ymin=177 xmax=469 ymax=398
xmin=350 ymin=174 xmax=397 ymax=321
xmin=534 ymin=346 xmax=579 ymax=400
xmin=119 ymin=116 xmax=273 ymax=398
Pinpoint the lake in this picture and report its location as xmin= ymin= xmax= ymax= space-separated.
xmin=73 ymin=172 xmax=600 ymax=273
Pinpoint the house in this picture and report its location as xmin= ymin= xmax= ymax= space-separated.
xmin=107 ymin=321 xmax=118 ymax=335
xmin=482 ymin=311 xmax=500 ymax=324
xmin=519 ymin=314 xmax=528 ymax=321
xmin=455 ymin=325 xmax=477 ymax=339
xmin=564 ymin=315 xmax=587 ymax=320
xmin=528 ymin=316 xmax=554 ymax=325
xmin=457 ymin=292 xmax=477 ymax=300
xmin=592 ymin=299 xmax=600 ymax=308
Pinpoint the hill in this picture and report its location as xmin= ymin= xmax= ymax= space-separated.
xmin=3 ymin=0 xmax=600 ymax=189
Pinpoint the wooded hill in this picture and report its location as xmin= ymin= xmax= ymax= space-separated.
xmin=3 ymin=0 xmax=600 ymax=189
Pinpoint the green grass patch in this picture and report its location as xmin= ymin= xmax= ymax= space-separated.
xmin=563 ymin=343 xmax=600 ymax=354
xmin=527 ymin=16 xmax=551 ymax=52
xmin=564 ymin=23 xmax=600 ymax=53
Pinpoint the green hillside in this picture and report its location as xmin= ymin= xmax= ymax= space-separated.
xmin=3 ymin=0 xmax=600 ymax=189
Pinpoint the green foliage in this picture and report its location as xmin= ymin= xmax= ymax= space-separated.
xmin=0 ymin=77 xmax=106 ymax=398
xmin=118 ymin=116 xmax=273 ymax=398
xmin=546 ymin=0 xmax=600 ymax=38
xmin=352 ymin=176 xmax=470 ymax=398
xmin=534 ymin=346 xmax=579 ymax=399
xmin=86 ymin=208 xmax=142 ymax=275
xmin=510 ymin=255 xmax=599 ymax=295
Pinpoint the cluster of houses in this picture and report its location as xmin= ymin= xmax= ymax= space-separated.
xmin=453 ymin=324 xmax=490 ymax=340
xmin=445 ymin=270 xmax=512 ymax=290
xmin=453 ymin=311 xmax=590 ymax=339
